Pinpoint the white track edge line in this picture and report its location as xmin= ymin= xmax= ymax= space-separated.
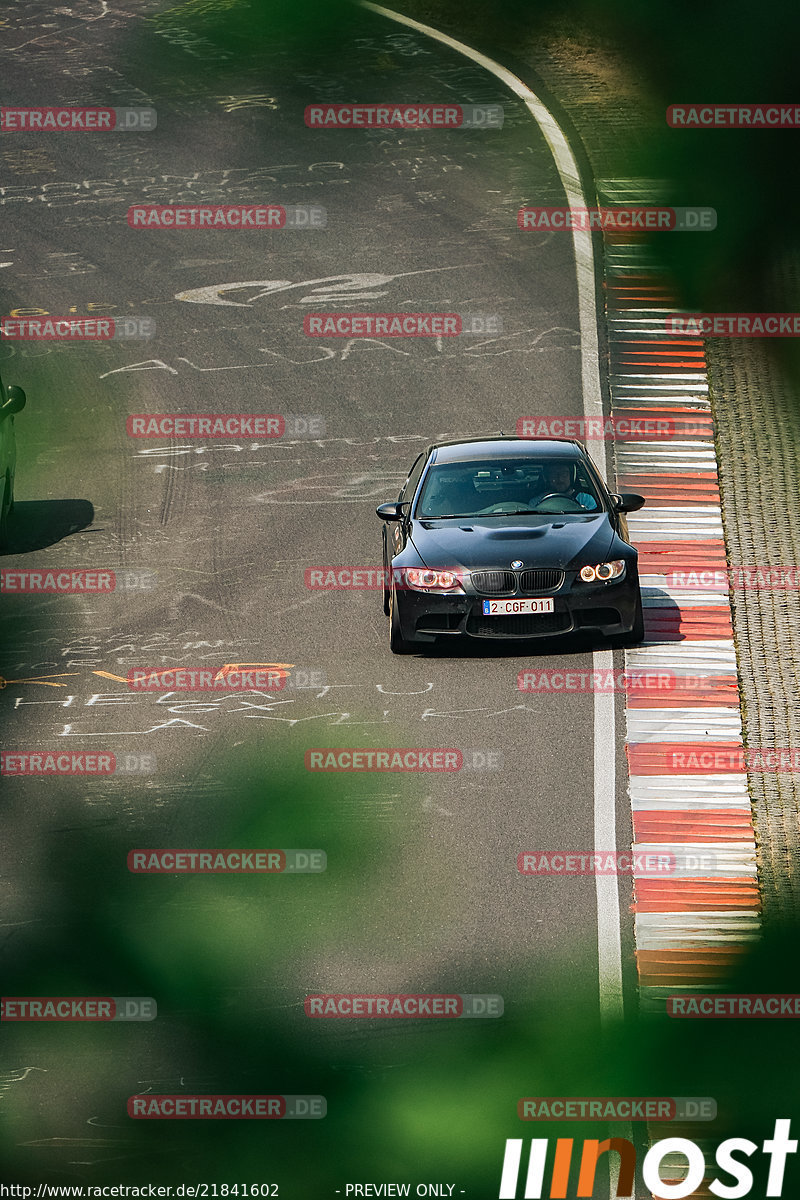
xmin=360 ymin=0 xmax=624 ymax=1029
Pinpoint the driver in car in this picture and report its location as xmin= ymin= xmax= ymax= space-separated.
xmin=528 ymin=461 xmax=598 ymax=510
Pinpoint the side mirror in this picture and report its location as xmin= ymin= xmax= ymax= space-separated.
xmin=612 ymin=492 xmax=646 ymax=514
xmin=375 ymin=502 xmax=405 ymax=522
xmin=1 ymin=385 xmax=26 ymax=417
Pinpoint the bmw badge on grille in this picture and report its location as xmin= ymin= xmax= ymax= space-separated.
xmin=510 ymin=560 xmax=523 ymax=569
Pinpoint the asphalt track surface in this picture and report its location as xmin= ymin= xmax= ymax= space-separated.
xmin=0 ymin=0 xmax=638 ymax=1186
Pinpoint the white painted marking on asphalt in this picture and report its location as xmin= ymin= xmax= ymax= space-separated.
xmin=616 ymin=451 xmax=718 ymax=468
xmin=611 ymin=397 xmax=711 ymax=407
xmin=634 ymin=505 xmax=723 ymax=516
xmin=635 ymin=912 xmax=760 ymax=948
xmin=633 ymin=845 xmax=758 ymax=875
xmin=640 ymin=586 xmax=730 ymax=605
xmin=362 ymin=0 xmax=625 ymax=1029
xmin=628 ymin=521 xmax=725 ymax=538
xmin=626 ymin=708 xmax=743 ymax=740
xmin=631 ymin=795 xmax=752 ymax=811
xmin=176 ymin=266 xmax=471 ymax=307
xmin=612 ymin=382 xmax=710 ymax=392
xmin=626 ymin=644 xmax=737 ymax=670
xmin=629 ymin=772 xmax=748 ymax=790
xmin=611 ymin=373 xmax=710 ymax=381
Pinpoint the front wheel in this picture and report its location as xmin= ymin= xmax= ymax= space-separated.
xmin=389 ymin=586 xmax=415 ymax=654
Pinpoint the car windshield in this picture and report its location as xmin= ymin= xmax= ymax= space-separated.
xmin=415 ymin=457 xmax=601 ymax=518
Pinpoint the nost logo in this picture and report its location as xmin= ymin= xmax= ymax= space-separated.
xmin=499 ymin=1118 xmax=797 ymax=1198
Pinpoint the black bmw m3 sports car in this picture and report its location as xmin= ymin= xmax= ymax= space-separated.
xmin=376 ymin=435 xmax=645 ymax=654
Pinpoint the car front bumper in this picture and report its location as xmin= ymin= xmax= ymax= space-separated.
xmin=393 ymin=575 xmax=640 ymax=643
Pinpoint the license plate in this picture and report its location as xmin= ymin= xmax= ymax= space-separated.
xmin=481 ymin=598 xmax=555 ymax=615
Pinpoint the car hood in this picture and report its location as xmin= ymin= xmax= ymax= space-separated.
xmin=409 ymin=513 xmax=618 ymax=571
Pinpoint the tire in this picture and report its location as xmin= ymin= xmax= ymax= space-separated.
xmin=389 ymin=585 xmax=415 ymax=654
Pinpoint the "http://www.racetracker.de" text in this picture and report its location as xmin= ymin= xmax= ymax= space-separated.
xmin=0 ymin=1187 xmax=280 ymax=1198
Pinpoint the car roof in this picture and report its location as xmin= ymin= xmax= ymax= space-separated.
xmin=429 ymin=436 xmax=585 ymax=464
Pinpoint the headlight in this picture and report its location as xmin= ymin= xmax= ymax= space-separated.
xmin=401 ymin=568 xmax=465 ymax=594
xmin=578 ymin=560 xmax=626 ymax=583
